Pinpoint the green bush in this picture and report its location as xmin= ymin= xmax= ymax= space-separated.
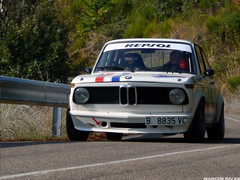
xmin=153 ymin=0 xmax=184 ymax=21
xmin=124 ymin=15 xmax=148 ymax=38
xmin=159 ymin=19 xmax=172 ymax=37
xmin=0 ymin=0 xmax=70 ymax=82
xmin=206 ymin=15 xmax=221 ymax=31
xmin=222 ymin=10 xmax=240 ymax=44
xmin=199 ymin=0 xmax=217 ymax=9
xmin=124 ymin=0 xmax=187 ymax=38
xmin=100 ymin=17 xmax=127 ymax=39
xmin=206 ymin=15 xmax=223 ymax=41
xmin=228 ymin=76 xmax=240 ymax=92
xmin=206 ymin=9 xmax=240 ymax=44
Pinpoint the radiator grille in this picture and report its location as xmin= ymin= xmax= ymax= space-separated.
xmin=76 ymin=86 xmax=188 ymax=105
xmin=137 ymin=87 xmax=172 ymax=104
xmin=86 ymin=87 xmax=119 ymax=104
xmin=120 ymin=85 xmax=137 ymax=105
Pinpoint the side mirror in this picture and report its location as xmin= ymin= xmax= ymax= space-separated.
xmin=85 ymin=67 xmax=92 ymax=74
xmin=204 ymin=68 xmax=214 ymax=76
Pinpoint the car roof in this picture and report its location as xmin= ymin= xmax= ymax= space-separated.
xmin=105 ymin=38 xmax=194 ymax=46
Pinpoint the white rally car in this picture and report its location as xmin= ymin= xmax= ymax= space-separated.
xmin=67 ymin=38 xmax=225 ymax=141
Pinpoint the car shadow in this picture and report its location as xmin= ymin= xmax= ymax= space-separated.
xmin=0 ymin=140 xmax=74 ymax=149
xmin=1 ymin=134 xmax=239 ymax=148
xmin=122 ymin=134 xmax=240 ymax=144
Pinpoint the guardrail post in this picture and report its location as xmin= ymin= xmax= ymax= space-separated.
xmin=52 ymin=107 xmax=62 ymax=137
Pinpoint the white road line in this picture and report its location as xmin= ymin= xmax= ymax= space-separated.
xmin=226 ymin=116 xmax=240 ymax=123
xmin=1 ymin=144 xmax=239 ymax=180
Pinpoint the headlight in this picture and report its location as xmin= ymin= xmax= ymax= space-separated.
xmin=169 ymin=88 xmax=186 ymax=105
xmin=74 ymin=88 xmax=89 ymax=104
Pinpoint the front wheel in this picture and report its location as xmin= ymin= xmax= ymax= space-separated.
xmin=106 ymin=132 xmax=123 ymax=141
xmin=66 ymin=108 xmax=89 ymax=141
xmin=184 ymin=101 xmax=206 ymax=142
xmin=207 ymin=105 xmax=225 ymax=140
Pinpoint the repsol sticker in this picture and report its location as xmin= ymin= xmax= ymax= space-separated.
xmin=125 ymin=44 xmax=171 ymax=48
xmin=104 ymin=42 xmax=192 ymax=53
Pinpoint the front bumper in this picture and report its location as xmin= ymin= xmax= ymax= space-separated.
xmin=70 ymin=110 xmax=194 ymax=134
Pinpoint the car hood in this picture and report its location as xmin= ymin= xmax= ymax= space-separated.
xmin=72 ymin=72 xmax=198 ymax=84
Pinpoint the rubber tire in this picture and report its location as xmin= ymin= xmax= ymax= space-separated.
xmin=66 ymin=108 xmax=89 ymax=141
xmin=207 ymin=105 xmax=225 ymax=140
xmin=106 ymin=132 xmax=123 ymax=141
xmin=184 ymin=101 xmax=206 ymax=142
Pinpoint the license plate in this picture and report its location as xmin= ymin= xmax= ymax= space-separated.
xmin=145 ymin=116 xmax=187 ymax=125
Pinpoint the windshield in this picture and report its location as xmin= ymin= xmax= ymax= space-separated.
xmin=94 ymin=42 xmax=194 ymax=73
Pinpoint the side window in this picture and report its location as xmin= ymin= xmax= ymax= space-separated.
xmin=200 ymin=48 xmax=211 ymax=70
xmin=195 ymin=45 xmax=206 ymax=76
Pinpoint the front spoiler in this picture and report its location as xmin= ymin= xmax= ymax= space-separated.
xmin=70 ymin=110 xmax=194 ymax=134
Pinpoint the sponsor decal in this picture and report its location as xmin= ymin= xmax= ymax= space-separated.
xmin=112 ymin=76 xmax=121 ymax=82
xmin=153 ymin=75 xmax=185 ymax=78
xmin=95 ymin=75 xmax=105 ymax=82
xmin=104 ymin=42 xmax=192 ymax=53
xmin=112 ymin=73 xmax=131 ymax=82
xmin=95 ymin=74 xmax=186 ymax=82
xmin=92 ymin=117 xmax=100 ymax=125
xmin=125 ymin=44 xmax=171 ymax=48
xmin=95 ymin=73 xmax=130 ymax=82
xmin=95 ymin=73 xmax=113 ymax=82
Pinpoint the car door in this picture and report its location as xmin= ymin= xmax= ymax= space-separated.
xmin=194 ymin=44 xmax=216 ymax=124
xmin=200 ymin=46 xmax=218 ymax=123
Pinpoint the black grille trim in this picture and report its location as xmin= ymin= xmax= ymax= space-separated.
xmin=86 ymin=87 xmax=119 ymax=104
xmin=137 ymin=87 xmax=172 ymax=104
xmin=138 ymin=87 xmax=189 ymax=104
xmin=120 ymin=85 xmax=137 ymax=105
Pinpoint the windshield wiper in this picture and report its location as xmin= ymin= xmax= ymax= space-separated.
xmin=164 ymin=67 xmax=182 ymax=74
xmin=96 ymin=66 xmax=124 ymax=71
xmin=162 ymin=65 xmax=183 ymax=74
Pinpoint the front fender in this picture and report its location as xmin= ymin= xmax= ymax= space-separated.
xmin=191 ymin=88 xmax=204 ymax=115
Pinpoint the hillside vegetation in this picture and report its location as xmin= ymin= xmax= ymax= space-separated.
xmin=0 ymin=0 xmax=240 ymax=141
xmin=1 ymin=0 xmax=240 ymax=100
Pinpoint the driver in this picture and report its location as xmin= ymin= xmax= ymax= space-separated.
xmin=163 ymin=50 xmax=189 ymax=71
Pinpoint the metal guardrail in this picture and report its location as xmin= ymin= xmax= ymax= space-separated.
xmin=0 ymin=76 xmax=71 ymax=137
xmin=0 ymin=76 xmax=70 ymax=107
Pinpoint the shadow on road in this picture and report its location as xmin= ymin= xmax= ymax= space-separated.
xmin=123 ymin=134 xmax=240 ymax=144
xmin=1 ymin=134 xmax=239 ymax=148
xmin=0 ymin=140 xmax=75 ymax=148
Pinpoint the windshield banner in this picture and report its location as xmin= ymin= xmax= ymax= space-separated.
xmin=104 ymin=42 xmax=192 ymax=53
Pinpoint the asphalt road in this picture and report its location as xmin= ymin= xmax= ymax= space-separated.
xmin=1 ymin=114 xmax=240 ymax=180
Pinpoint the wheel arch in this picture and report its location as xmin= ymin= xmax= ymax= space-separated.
xmin=191 ymin=89 xmax=206 ymax=116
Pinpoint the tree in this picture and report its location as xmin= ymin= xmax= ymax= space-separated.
xmin=0 ymin=0 xmax=70 ymax=83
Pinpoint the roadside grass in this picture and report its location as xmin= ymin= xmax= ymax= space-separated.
xmin=0 ymin=104 xmax=67 ymax=141
xmin=223 ymin=89 xmax=240 ymax=114
xmin=0 ymin=104 xmax=106 ymax=142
